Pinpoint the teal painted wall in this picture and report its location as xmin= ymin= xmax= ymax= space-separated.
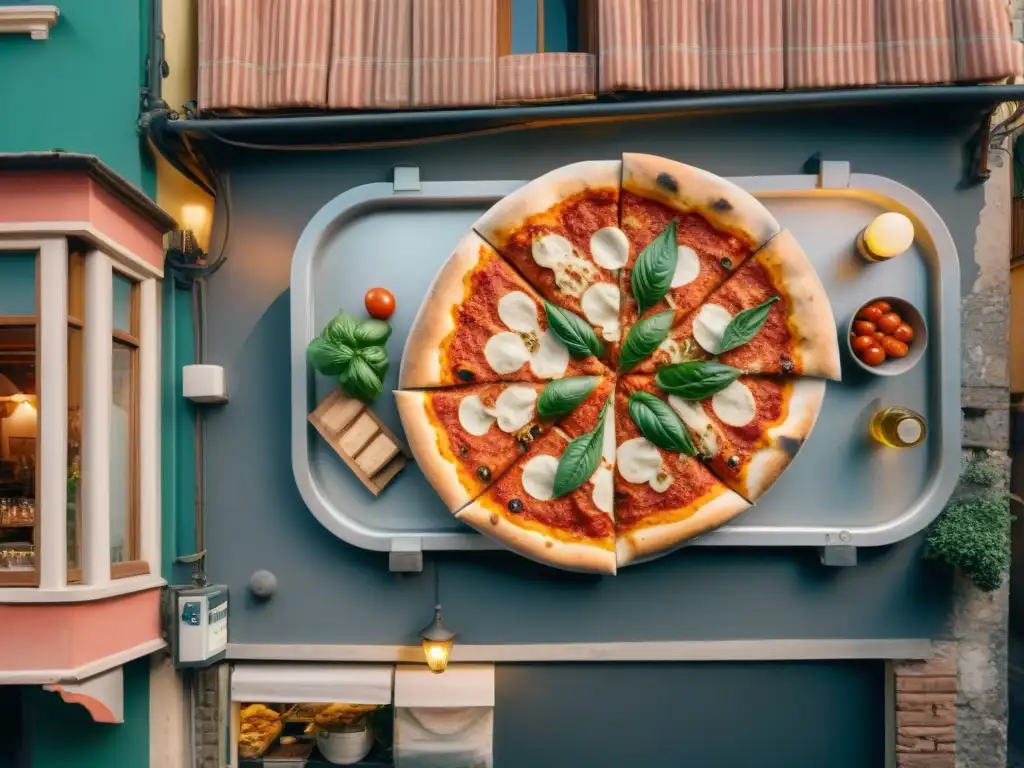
xmin=0 ymin=0 xmax=155 ymax=195
xmin=23 ymin=658 xmax=150 ymax=767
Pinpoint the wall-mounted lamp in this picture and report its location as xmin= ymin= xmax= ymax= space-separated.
xmin=166 ymin=201 xmax=222 ymax=287
xmin=420 ymin=604 xmax=457 ymax=674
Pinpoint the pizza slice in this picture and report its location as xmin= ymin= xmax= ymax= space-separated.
xmin=614 ymin=376 xmax=750 ymax=567
xmin=395 ymin=382 xmax=555 ymax=512
xmin=619 ymin=153 xmax=780 ymax=327
xmin=399 ymin=232 xmax=607 ymax=388
xmin=473 ymin=160 xmax=625 ymax=346
xmin=455 ymin=380 xmax=617 ymax=575
xmin=658 ymin=373 xmax=826 ymax=502
xmin=634 ymin=230 xmax=841 ymax=379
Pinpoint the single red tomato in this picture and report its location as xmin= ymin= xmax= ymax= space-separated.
xmin=364 ymin=287 xmax=396 ymax=319
xmin=853 ymin=320 xmax=876 ymax=336
xmin=874 ymin=331 xmax=886 ymax=341
xmin=881 ymin=337 xmax=909 ymax=358
xmin=860 ymin=345 xmax=886 ymax=366
xmin=892 ymin=323 xmax=914 ymax=343
xmin=858 ymin=305 xmax=883 ymax=323
xmin=870 ymin=300 xmax=892 ymax=314
xmin=877 ymin=312 xmax=902 ymax=334
xmin=851 ymin=335 xmax=875 ymax=352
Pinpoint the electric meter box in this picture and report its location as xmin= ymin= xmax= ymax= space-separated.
xmin=165 ymin=585 xmax=228 ymax=668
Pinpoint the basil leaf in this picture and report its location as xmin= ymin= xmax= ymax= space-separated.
xmin=552 ymin=407 xmax=608 ymax=498
xmin=718 ymin=297 xmax=779 ymax=354
xmin=631 ymin=219 xmax=678 ymax=313
xmin=352 ymin=318 xmax=392 ymax=347
xmin=544 ymin=302 xmax=605 ymax=360
xmin=618 ymin=310 xmax=674 ymax=372
xmin=537 ymin=376 xmax=600 ymax=419
xmin=306 ymin=337 xmax=354 ymax=376
xmin=655 ymin=361 xmax=741 ymax=400
xmin=324 ymin=312 xmax=360 ymax=347
xmin=338 ymin=357 xmax=382 ymax=403
xmin=627 ymin=391 xmax=696 ymax=456
xmin=358 ymin=345 xmax=390 ymax=378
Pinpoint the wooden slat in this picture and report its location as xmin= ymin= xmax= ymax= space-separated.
xmin=356 ymin=433 xmax=401 ymax=476
xmin=340 ymin=413 xmax=379 ymax=456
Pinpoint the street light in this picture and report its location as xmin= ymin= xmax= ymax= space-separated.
xmin=419 ymin=604 xmax=456 ymax=674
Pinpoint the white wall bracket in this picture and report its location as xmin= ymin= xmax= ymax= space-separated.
xmin=183 ymin=364 xmax=228 ymax=404
xmin=43 ymin=665 xmax=124 ymax=723
xmin=0 ymin=6 xmax=60 ymax=40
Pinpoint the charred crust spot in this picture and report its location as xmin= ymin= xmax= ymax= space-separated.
xmin=457 ymin=369 xmax=475 ymax=382
xmin=656 ymin=172 xmax=679 ymax=193
xmin=530 ymin=424 xmax=542 ymax=438
xmin=545 ymin=540 xmax=553 ymax=548
xmin=780 ymin=356 xmax=794 ymax=374
xmin=711 ymin=198 xmax=733 ymax=212
xmin=489 ymin=513 xmax=499 ymax=525
xmin=777 ymin=435 xmax=803 ymax=456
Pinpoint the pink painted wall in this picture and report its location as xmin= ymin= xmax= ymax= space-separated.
xmin=0 ymin=588 xmax=161 ymax=672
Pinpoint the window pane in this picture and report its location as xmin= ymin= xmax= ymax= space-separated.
xmin=112 ymin=273 xmax=134 ymax=334
xmin=68 ymin=253 xmax=85 ymax=321
xmin=110 ymin=342 xmax=135 ymax=565
xmin=512 ymin=0 xmax=540 ymax=53
xmin=0 ymin=327 xmax=37 ymax=578
xmin=67 ymin=326 xmax=82 ymax=574
xmin=0 ymin=253 xmax=35 ymax=315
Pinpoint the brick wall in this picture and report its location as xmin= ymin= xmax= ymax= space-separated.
xmin=195 ymin=666 xmax=223 ymax=768
xmin=894 ymin=643 xmax=958 ymax=766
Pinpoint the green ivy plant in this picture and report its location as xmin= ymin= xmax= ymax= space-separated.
xmin=307 ymin=311 xmax=391 ymax=403
xmin=924 ymin=452 xmax=1014 ymax=593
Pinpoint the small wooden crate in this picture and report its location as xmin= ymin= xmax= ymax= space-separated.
xmin=308 ymin=388 xmax=409 ymax=496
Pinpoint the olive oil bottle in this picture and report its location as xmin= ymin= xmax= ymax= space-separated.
xmin=870 ymin=406 xmax=926 ymax=448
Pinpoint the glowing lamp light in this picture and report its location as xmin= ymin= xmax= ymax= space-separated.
xmin=858 ymin=212 xmax=915 ymax=262
xmin=419 ymin=605 xmax=457 ymax=674
xmin=179 ymin=203 xmax=211 ymax=250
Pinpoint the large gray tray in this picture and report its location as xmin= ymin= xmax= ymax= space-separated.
xmin=290 ymin=166 xmax=961 ymax=558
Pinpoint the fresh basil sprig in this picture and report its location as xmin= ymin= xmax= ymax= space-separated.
xmin=552 ymin=404 xmax=608 ymax=498
xmin=618 ymin=310 xmax=674 ymax=372
xmin=717 ymin=297 xmax=778 ymax=354
xmin=627 ymin=391 xmax=696 ymax=455
xmin=631 ymin=219 xmax=678 ymax=313
xmin=537 ymin=376 xmax=600 ymax=419
xmin=544 ymin=301 xmax=604 ymax=359
xmin=307 ymin=310 xmax=391 ymax=403
xmin=655 ymin=361 xmax=741 ymax=400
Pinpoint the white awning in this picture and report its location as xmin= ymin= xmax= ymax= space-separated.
xmin=230 ymin=664 xmax=393 ymax=704
xmin=394 ymin=664 xmax=494 ymax=708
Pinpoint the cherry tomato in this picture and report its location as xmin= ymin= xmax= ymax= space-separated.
xmin=858 ymin=305 xmax=884 ymax=323
xmin=892 ymin=323 xmax=914 ymax=343
xmin=870 ymin=300 xmax=892 ymax=314
xmin=874 ymin=331 xmax=886 ymax=341
xmin=852 ymin=335 xmax=875 ymax=352
xmin=853 ymin=320 xmax=876 ymax=336
xmin=860 ymin=345 xmax=886 ymax=366
xmin=364 ymin=287 xmax=396 ymax=319
xmin=876 ymin=312 xmax=902 ymax=334
xmin=881 ymin=337 xmax=909 ymax=358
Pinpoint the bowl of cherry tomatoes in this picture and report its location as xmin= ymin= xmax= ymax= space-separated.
xmin=846 ymin=296 xmax=926 ymax=377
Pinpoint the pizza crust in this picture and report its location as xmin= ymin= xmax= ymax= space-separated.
xmin=394 ymin=391 xmax=480 ymax=512
xmin=456 ymin=499 xmax=617 ymax=575
xmin=398 ymin=231 xmax=493 ymax=389
xmin=744 ymin=378 xmax=827 ymax=501
xmin=622 ymin=153 xmax=780 ymax=249
xmin=472 ymin=159 xmax=622 ymax=249
xmin=751 ymin=230 xmax=842 ymax=381
xmin=616 ymin=488 xmax=750 ymax=567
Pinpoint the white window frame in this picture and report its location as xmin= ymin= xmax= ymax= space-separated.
xmin=0 ymin=237 xmax=162 ymax=600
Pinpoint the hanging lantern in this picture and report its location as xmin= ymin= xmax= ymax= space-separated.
xmin=419 ymin=605 xmax=457 ymax=674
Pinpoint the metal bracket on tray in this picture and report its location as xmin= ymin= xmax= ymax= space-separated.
xmin=818 ymin=540 xmax=858 ymax=567
xmin=393 ymin=165 xmax=421 ymax=193
xmin=390 ymin=537 xmax=424 ymax=572
xmin=816 ymin=160 xmax=851 ymax=190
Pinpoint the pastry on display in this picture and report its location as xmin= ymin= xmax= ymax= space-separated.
xmin=396 ymin=154 xmax=843 ymax=573
xmin=238 ymin=704 xmax=284 ymax=759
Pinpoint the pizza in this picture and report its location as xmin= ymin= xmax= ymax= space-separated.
xmin=393 ymin=154 xmax=841 ymax=574
xmin=613 ymin=377 xmax=750 ymax=566
xmin=619 ymin=152 xmax=780 ymax=325
xmin=399 ymin=231 xmax=608 ymax=388
xmin=634 ymin=230 xmax=842 ymax=379
xmin=473 ymin=160 xmax=625 ymax=345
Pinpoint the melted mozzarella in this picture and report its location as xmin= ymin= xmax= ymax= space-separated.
xmin=591 ymin=466 xmax=614 ymax=515
xmin=601 ymin=409 xmax=616 ymax=466
xmin=581 ymin=283 xmax=622 ymax=342
xmin=531 ymin=233 xmax=599 ymax=298
xmin=532 ymin=233 xmax=576 ymax=268
xmin=590 ymin=227 xmax=629 ymax=269
xmin=458 ymin=395 xmax=495 ymax=436
xmin=616 ymin=437 xmax=663 ymax=485
xmin=667 ymin=395 xmax=719 ymax=457
xmin=711 ymin=380 xmax=757 ymax=427
xmin=521 ymin=454 xmax=560 ymax=501
xmin=491 ymin=385 xmax=538 ymax=432
xmin=529 ymin=329 xmax=570 ymax=379
xmin=650 ymin=471 xmax=673 ymax=493
xmin=498 ymin=291 xmax=541 ymax=333
xmin=484 ymin=332 xmax=530 ymax=374
xmin=692 ymin=303 xmax=733 ymax=354
xmin=657 ymin=337 xmax=685 ymax=364
xmin=672 ymin=245 xmax=701 ymax=288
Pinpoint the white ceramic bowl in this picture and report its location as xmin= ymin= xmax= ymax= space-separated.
xmin=846 ymin=296 xmax=927 ymax=377
xmin=316 ymin=726 xmax=374 ymax=765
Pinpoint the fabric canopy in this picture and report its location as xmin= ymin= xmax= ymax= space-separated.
xmin=230 ymin=663 xmax=393 ymax=704
xmin=394 ymin=665 xmax=494 ymax=709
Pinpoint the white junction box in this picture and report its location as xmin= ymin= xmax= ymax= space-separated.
xmin=167 ymin=585 xmax=228 ymax=668
xmin=183 ymin=364 xmax=228 ymax=403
